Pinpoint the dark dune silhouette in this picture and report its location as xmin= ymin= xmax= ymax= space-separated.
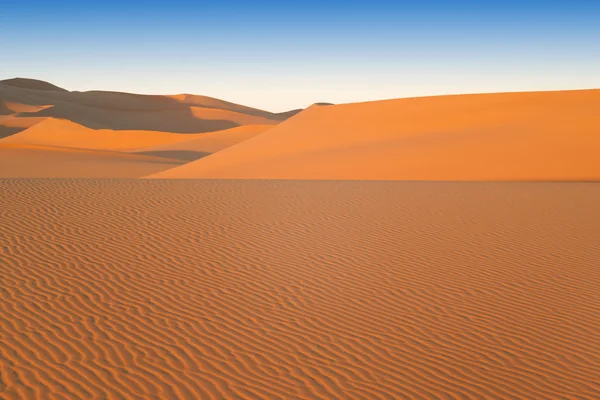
xmin=0 ymin=78 xmax=300 ymax=134
xmin=0 ymin=77 xmax=68 ymax=92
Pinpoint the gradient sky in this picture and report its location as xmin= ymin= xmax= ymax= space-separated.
xmin=1 ymin=0 xmax=599 ymax=111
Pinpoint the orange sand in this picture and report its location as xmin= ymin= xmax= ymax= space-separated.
xmin=132 ymin=124 xmax=273 ymax=160
xmin=1 ymin=118 xmax=200 ymax=151
xmin=149 ymin=89 xmax=600 ymax=180
xmin=1 ymin=179 xmax=599 ymax=399
xmin=0 ymin=78 xmax=296 ymax=177
xmin=0 ymin=116 xmax=47 ymax=138
xmin=0 ymin=144 xmax=182 ymax=178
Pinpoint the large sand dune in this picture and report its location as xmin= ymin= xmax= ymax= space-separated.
xmin=0 ymin=78 xmax=293 ymax=134
xmin=150 ymin=89 xmax=600 ymax=180
xmin=0 ymin=145 xmax=182 ymax=178
xmin=1 ymin=179 xmax=599 ymax=399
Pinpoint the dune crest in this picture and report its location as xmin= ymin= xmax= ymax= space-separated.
xmin=1 ymin=118 xmax=202 ymax=151
xmin=0 ymin=77 xmax=68 ymax=92
xmin=149 ymin=89 xmax=600 ymax=180
xmin=0 ymin=78 xmax=299 ymax=134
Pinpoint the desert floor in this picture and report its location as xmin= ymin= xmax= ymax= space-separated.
xmin=1 ymin=179 xmax=599 ymax=399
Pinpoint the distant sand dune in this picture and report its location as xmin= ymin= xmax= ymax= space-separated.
xmin=0 ymin=100 xmax=49 ymax=115
xmin=1 ymin=180 xmax=599 ymax=399
xmin=0 ymin=77 xmax=68 ymax=92
xmin=14 ymin=102 xmax=277 ymax=133
xmin=1 ymin=118 xmax=202 ymax=151
xmin=149 ymin=90 xmax=600 ymax=180
xmin=0 ymin=144 xmax=182 ymax=178
xmin=0 ymin=79 xmax=295 ymax=134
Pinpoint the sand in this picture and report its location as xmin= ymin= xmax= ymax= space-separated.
xmin=149 ymin=89 xmax=600 ymax=180
xmin=0 ymin=119 xmax=273 ymax=176
xmin=132 ymin=124 xmax=273 ymax=160
xmin=1 ymin=118 xmax=202 ymax=151
xmin=0 ymin=79 xmax=289 ymax=134
xmin=0 ymin=145 xmax=183 ymax=178
xmin=0 ymin=78 xmax=297 ymax=178
xmin=1 ymin=179 xmax=599 ymax=399
xmin=0 ymin=116 xmax=47 ymax=139
xmin=0 ymin=77 xmax=68 ymax=92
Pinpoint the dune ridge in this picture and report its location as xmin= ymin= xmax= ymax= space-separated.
xmin=1 ymin=179 xmax=599 ymax=399
xmin=0 ymin=78 xmax=299 ymax=134
xmin=0 ymin=118 xmax=275 ymax=174
xmin=0 ymin=77 xmax=68 ymax=92
xmin=149 ymin=89 xmax=600 ymax=180
xmin=1 ymin=118 xmax=202 ymax=151
xmin=0 ymin=78 xmax=302 ymax=177
xmin=0 ymin=116 xmax=47 ymax=138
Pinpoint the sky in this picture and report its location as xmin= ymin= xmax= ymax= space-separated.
xmin=1 ymin=0 xmax=599 ymax=111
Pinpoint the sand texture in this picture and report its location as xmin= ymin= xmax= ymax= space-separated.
xmin=1 ymin=179 xmax=599 ymax=399
xmin=150 ymin=90 xmax=600 ymax=180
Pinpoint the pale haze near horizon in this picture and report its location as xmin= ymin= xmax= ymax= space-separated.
xmin=1 ymin=1 xmax=599 ymax=112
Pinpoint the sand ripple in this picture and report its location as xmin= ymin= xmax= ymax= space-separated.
xmin=1 ymin=180 xmax=599 ymax=399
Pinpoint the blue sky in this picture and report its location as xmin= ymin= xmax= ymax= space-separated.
xmin=1 ymin=0 xmax=599 ymax=111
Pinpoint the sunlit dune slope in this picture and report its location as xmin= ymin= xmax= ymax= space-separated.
xmin=132 ymin=124 xmax=273 ymax=160
xmin=149 ymin=90 xmax=600 ymax=180
xmin=1 ymin=180 xmax=599 ymax=399
xmin=1 ymin=118 xmax=206 ymax=151
xmin=0 ymin=116 xmax=47 ymax=138
xmin=0 ymin=144 xmax=182 ymax=178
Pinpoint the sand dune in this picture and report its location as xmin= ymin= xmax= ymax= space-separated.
xmin=0 ymin=144 xmax=182 ymax=178
xmin=1 ymin=118 xmax=205 ymax=151
xmin=14 ymin=100 xmax=278 ymax=133
xmin=0 ymin=100 xmax=49 ymax=115
xmin=132 ymin=124 xmax=273 ymax=160
xmin=0 ymin=119 xmax=272 ymax=177
xmin=0 ymin=78 xmax=297 ymax=134
xmin=0 ymin=116 xmax=47 ymax=138
xmin=1 ymin=180 xmax=599 ymax=399
xmin=169 ymin=94 xmax=291 ymax=121
xmin=149 ymin=89 xmax=600 ymax=180
xmin=0 ymin=77 xmax=67 ymax=92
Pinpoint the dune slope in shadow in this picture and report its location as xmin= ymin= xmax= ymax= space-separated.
xmin=0 ymin=78 xmax=297 ymax=134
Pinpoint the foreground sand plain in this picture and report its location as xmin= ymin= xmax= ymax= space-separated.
xmin=1 ymin=179 xmax=599 ymax=399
